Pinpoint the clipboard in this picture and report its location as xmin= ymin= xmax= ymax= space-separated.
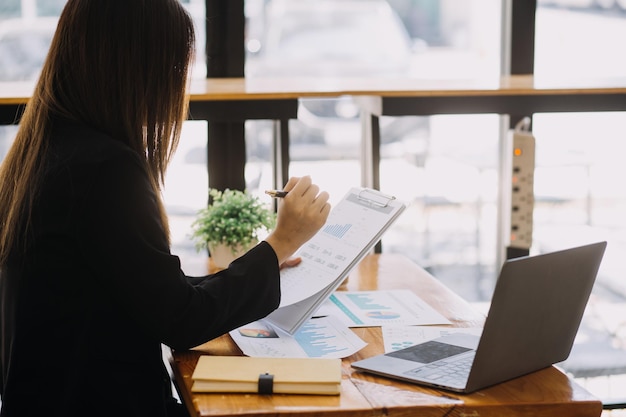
xmin=264 ymin=187 xmax=406 ymax=335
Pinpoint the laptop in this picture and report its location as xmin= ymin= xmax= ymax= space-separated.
xmin=351 ymin=241 xmax=607 ymax=393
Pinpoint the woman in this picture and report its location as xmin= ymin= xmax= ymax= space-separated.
xmin=0 ymin=1 xmax=330 ymax=416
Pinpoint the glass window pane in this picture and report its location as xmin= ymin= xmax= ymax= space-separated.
xmin=534 ymin=4 xmax=626 ymax=297
xmin=536 ymin=1 xmax=626 ymax=79
xmin=0 ymin=1 xmax=207 ymax=81
xmin=535 ymin=1 xmax=626 ymax=395
xmin=36 ymin=0 xmax=66 ymax=17
xmin=163 ymin=121 xmax=209 ymax=274
xmin=0 ymin=0 xmax=21 ymax=19
xmin=0 ymin=17 xmax=56 ymax=82
xmin=186 ymin=0 xmax=207 ymax=79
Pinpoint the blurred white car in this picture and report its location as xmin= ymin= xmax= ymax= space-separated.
xmin=246 ymin=0 xmax=414 ymax=78
xmin=245 ymin=0 xmax=428 ymax=161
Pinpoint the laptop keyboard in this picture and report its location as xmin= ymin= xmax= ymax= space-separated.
xmin=404 ymin=351 xmax=475 ymax=387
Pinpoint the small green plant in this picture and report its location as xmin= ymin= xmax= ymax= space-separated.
xmin=191 ymin=188 xmax=276 ymax=254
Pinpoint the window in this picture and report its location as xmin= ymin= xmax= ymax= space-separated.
xmin=535 ymin=0 xmax=626 ymax=398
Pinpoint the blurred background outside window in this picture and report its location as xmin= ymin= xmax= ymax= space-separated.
xmin=242 ymin=0 xmax=503 ymax=303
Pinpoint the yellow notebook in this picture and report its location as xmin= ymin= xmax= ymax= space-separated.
xmin=191 ymin=356 xmax=342 ymax=395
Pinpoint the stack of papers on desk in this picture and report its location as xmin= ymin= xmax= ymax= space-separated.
xmin=229 ymin=290 xmax=451 ymax=359
xmin=191 ymin=356 xmax=342 ymax=395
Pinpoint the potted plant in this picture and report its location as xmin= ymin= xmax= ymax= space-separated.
xmin=191 ymin=188 xmax=277 ymax=268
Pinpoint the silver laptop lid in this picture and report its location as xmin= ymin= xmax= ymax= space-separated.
xmin=465 ymin=241 xmax=606 ymax=392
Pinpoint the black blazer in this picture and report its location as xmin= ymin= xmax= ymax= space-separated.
xmin=0 ymin=122 xmax=281 ymax=417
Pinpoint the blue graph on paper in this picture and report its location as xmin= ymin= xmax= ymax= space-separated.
xmin=323 ymin=223 xmax=352 ymax=239
xmin=346 ymin=293 xmax=392 ymax=310
xmin=294 ymin=321 xmax=348 ymax=357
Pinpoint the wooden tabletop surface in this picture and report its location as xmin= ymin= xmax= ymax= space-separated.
xmin=169 ymin=254 xmax=602 ymax=417
xmin=2 ymin=75 xmax=626 ymax=104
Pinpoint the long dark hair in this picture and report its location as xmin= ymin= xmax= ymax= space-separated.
xmin=0 ymin=0 xmax=196 ymax=264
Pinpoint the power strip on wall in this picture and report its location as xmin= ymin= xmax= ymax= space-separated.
xmin=507 ymin=118 xmax=535 ymax=251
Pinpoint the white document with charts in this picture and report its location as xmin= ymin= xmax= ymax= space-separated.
xmin=263 ymin=187 xmax=406 ymax=335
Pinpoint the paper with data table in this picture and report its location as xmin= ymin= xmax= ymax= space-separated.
xmin=316 ymin=290 xmax=451 ymax=328
xmin=265 ymin=187 xmax=406 ymax=335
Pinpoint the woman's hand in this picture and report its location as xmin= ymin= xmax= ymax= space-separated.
xmin=264 ymin=176 xmax=330 ymax=265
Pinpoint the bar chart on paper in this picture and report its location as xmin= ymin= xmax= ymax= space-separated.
xmin=323 ymin=223 xmax=352 ymax=239
xmin=318 ymin=290 xmax=452 ymax=328
xmin=278 ymin=192 xmax=401 ymax=307
xmin=295 ymin=320 xmax=352 ymax=358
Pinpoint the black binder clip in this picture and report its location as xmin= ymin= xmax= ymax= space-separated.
xmin=258 ymin=372 xmax=274 ymax=395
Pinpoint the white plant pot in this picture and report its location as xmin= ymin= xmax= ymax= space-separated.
xmin=208 ymin=241 xmax=256 ymax=269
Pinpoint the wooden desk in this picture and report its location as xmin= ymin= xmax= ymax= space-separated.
xmin=2 ymin=75 xmax=626 ymax=190
xmin=169 ymin=254 xmax=602 ymax=417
